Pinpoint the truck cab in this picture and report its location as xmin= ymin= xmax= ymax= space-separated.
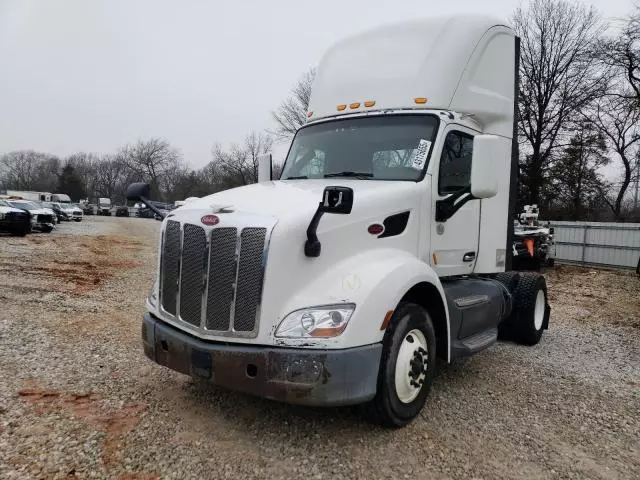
xmin=131 ymin=15 xmax=550 ymax=427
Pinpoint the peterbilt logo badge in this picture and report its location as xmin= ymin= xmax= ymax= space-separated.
xmin=201 ymin=215 xmax=220 ymax=226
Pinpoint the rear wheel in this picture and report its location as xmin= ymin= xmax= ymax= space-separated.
xmin=368 ymin=302 xmax=436 ymax=428
xmin=511 ymin=273 xmax=549 ymax=346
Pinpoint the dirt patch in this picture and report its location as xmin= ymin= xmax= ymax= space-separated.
xmin=0 ymin=234 xmax=145 ymax=293
xmin=18 ymin=380 xmax=148 ymax=467
xmin=545 ymin=264 xmax=640 ymax=328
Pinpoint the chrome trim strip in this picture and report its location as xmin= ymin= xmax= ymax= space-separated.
xmin=200 ymin=231 xmax=211 ymax=329
xmin=228 ymin=228 xmax=242 ymax=332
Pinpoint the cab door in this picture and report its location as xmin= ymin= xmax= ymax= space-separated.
xmin=429 ymin=126 xmax=480 ymax=277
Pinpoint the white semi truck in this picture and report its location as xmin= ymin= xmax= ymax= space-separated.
xmin=127 ymin=15 xmax=550 ymax=427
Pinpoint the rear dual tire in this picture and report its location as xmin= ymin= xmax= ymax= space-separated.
xmin=497 ymin=272 xmax=549 ymax=346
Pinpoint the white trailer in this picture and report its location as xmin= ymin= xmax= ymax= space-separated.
xmin=128 ymin=15 xmax=550 ymax=427
xmin=5 ymin=190 xmax=51 ymax=202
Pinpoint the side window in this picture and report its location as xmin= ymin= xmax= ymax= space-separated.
xmin=438 ymin=131 xmax=473 ymax=195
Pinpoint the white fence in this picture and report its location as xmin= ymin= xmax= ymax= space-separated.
xmin=549 ymin=221 xmax=640 ymax=269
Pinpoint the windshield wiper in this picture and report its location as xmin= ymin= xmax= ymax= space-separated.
xmin=324 ymin=171 xmax=374 ymax=179
xmin=283 ymin=175 xmax=308 ymax=180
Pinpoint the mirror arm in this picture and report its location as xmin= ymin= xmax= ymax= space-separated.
xmin=304 ymin=203 xmax=325 ymax=257
xmin=139 ymin=196 xmax=167 ymax=220
xmin=435 ymin=186 xmax=475 ymax=222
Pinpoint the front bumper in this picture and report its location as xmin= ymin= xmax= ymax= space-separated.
xmin=142 ymin=312 xmax=381 ymax=406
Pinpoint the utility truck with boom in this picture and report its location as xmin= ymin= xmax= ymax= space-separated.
xmin=127 ymin=15 xmax=550 ymax=427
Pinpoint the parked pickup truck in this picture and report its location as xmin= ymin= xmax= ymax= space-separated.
xmin=0 ymin=200 xmax=31 ymax=236
xmin=6 ymin=200 xmax=55 ymax=233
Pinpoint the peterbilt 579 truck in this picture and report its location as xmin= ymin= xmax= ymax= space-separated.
xmin=127 ymin=15 xmax=551 ymax=427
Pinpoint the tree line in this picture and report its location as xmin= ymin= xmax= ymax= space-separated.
xmin=1 ymin=0 xmax=639 ymax=221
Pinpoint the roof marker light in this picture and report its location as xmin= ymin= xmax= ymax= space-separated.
xmin=364 ymin=100 xmax=376 ymax=107
xmin=414 ymin=97 xmax=428 ymax=104
xmin=349 ymin=102 xmax=361 ymax=109
xmin=307 ymin=111 xmax=313 ymax=118
xmin=337 ymin=104 xmax=347 ymax=111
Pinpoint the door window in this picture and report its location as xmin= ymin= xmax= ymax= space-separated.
xmin=438 ymin=131 xmax=473 ymax=195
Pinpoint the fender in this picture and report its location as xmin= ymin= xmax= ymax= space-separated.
xmin=274 ymin=248 xmax=451 ymax=360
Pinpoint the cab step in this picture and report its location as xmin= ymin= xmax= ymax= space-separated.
xmin=451 ymin=328 xmax=498 ymax=358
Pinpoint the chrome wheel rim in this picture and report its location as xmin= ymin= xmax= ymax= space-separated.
xmin=394 ymin=328 xmax=428 ymax=404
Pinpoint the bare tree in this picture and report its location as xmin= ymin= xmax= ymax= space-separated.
xmin=590 ymin=95 xmax=640 ymax=219
xmin=0 ymin=151 xmax=49 ymax=190
xmin=271 ymin=69 xmax=315 ymax=141
xmin=595 ymin=6 xmax=640 ymax=103
xmin=121 ymin=138 xmax=181 ymax=199
xmin=513 ymin=0 xmax=605 ymax=205
xmin=208 ymin=131 xmax=273 ymax=187
xmin=65 ymin=152 xmax=101 ymax=199
xmin=548 ymin=122 xmax=609 ymax=220
xmin=94 ymin=154 xmax=129 ymax=202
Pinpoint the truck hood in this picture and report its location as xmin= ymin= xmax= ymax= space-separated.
xmin=177 ymin=179 xmax=420 ymax=221
xmin=154 ymin=179 xmax=425 ymax=347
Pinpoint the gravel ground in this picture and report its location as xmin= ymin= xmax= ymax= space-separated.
xmin=0 ymin=216 xmax=638 ymax=480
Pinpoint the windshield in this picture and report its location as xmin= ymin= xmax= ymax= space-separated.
xmin=281 ymin=115 xmax=439 ymax=181
xmin=9 ymin=201 xmax=37 ymax=211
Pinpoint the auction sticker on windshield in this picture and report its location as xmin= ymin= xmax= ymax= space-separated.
xmin=410 ymin=139 xmax=431 ymax=170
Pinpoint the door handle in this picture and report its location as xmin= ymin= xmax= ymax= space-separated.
xmin=463 ymin=252 xmax=476 ymax=262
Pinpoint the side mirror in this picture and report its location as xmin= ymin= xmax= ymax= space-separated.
xmin=125 ymin=182 xmax=151 ymax=201
xmin=319 ymin=186 xmax=353 ymax=214
xmin=470 ymin=135 xmax=500 ymax=199
xmin=257 ymin=154 xmax=272 ymax=183
xmin=125 ymin=182 xmax=167 ymax=219
xmin=305 ymin=186 xmax=354 ymax=257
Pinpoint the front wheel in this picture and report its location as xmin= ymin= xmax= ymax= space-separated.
xmin=369 ymin=302 xmax=436 ymax=428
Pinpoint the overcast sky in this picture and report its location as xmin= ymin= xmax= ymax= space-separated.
xmin=0 ymin=0 xmax=635 ymax=168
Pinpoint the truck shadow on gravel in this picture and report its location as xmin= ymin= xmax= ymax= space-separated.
xmin=175 ymin=355 xmax=487 ymax=433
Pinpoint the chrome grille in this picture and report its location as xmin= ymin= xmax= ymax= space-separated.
xmin=205 ymin=228 xmax=237 ymax=331
xmin=158 ymin=219 xmax=270 ymax=338
xmin=233 ymin=228 xmax=267 ymax=331
xmin=179 ymin=224 xmax=206 ymax=326
xmin=160 ymin=220 xmax=181 ymax=315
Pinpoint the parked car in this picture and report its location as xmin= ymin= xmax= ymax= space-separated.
xmin=6 ymin=200 xmax=55 ymax=233
xmin=81 ymin=203 xmax=95 ymax=215
xmin=60 ymin=203 xmax=83 ymax=222
xmin=0 ymin=200 xmax=31 ymax=236
xmin=43 ymin=202 xmax=69 ymax=223
xmin=36 ymin=202 xmax=60 ymax=225
xmin=115 ymin=206 xmax=130 ymax=217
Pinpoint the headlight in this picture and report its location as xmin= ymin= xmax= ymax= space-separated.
xmin=148 ymin=277 xmax=159 ymax=307
xmin=275 ymin=304 xmax=355 ymax=338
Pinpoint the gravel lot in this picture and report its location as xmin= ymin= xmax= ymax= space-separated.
xmin=1 ymin=216 xmax=638 ymax=479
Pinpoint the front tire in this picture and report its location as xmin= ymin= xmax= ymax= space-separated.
xmin=369 ymin=302 xmax=436 ymax=428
